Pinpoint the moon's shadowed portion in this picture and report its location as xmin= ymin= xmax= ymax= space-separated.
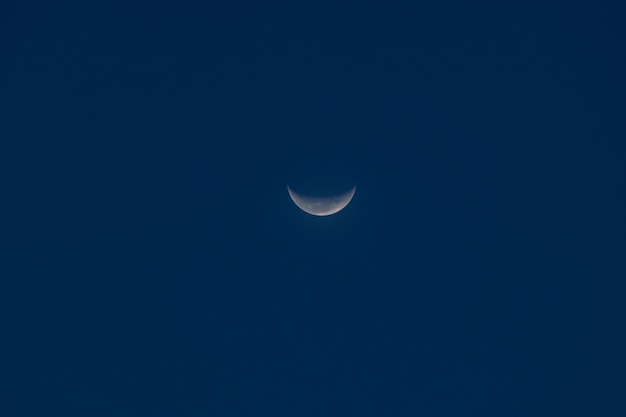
xmin=287 ymin=185 xmax=356 ymax=216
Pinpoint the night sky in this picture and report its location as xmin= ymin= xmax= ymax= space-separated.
xmin=2 ymin=1 xmax=625 ymax=416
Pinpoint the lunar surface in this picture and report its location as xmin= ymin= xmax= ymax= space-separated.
xmin=287 ymin=185 xmax=356 ymax=216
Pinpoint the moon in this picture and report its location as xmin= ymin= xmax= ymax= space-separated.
xmin=287 ymin=185 xmax=356 ymax=216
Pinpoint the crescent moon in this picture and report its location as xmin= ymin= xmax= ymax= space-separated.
xmin=287 ymin=185 xmax=356 ymax=216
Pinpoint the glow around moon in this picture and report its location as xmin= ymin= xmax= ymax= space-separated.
xmin=287 ymin=185 xmax=356 ymax=216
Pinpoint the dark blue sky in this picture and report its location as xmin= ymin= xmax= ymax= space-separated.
xmin=2 ymin=1 xmax=625 ymax=416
